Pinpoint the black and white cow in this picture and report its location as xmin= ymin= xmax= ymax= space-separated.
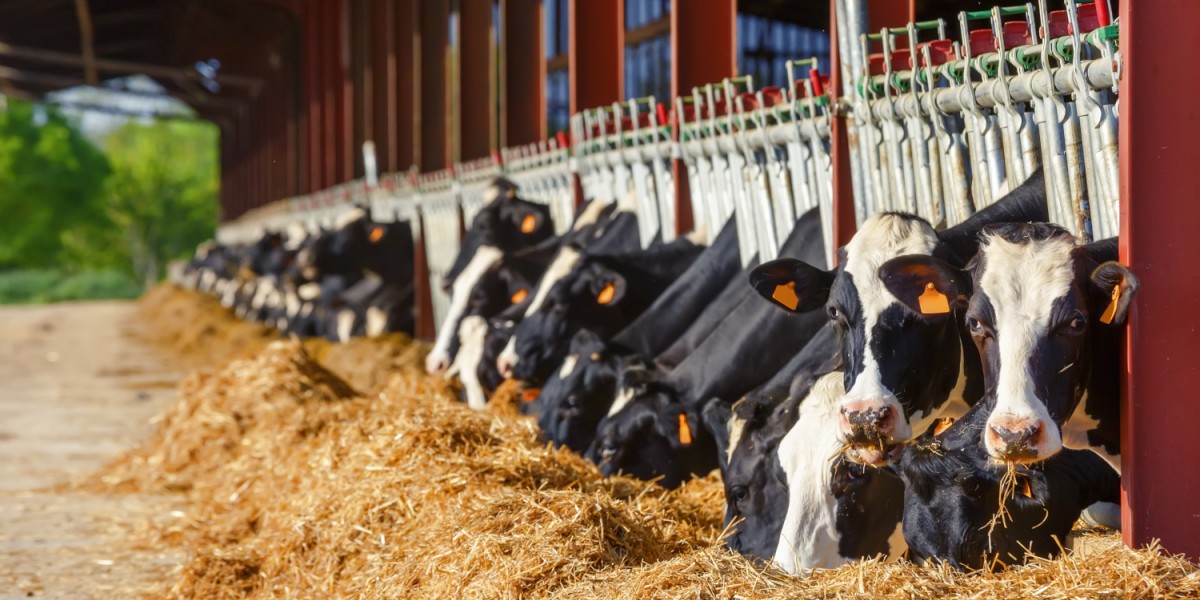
xmin=586 ymin=207 xmax=829 ymax=487
xmin=747 ymin=170 xmax=1049 ymax=467
xmin=894 ymin=397 xmax=1121 ymax=570
xmin=496 ymin=236 xmax=706 ymax=385
xmin=702 ymin=324 xmax=839 ymax=560
xmin=425 ymin=178 xmax=556 ymax=375
xmin=880 ymin=224 xmax=1136 ymax=471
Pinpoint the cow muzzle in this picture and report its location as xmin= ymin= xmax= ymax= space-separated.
xmin=838 ymin=399 xmax=901 ymax=466
xmin=425 ymin=352 xmax=450 ymax=376
xmin=985 ymin=415 xmax=1046 ymax=463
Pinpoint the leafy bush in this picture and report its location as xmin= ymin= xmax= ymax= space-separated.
xmin=0 ymin=269 xmax=142 ymax=304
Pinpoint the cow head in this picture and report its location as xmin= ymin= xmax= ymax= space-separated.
xmin=499 ymin=248 xmax=634 ymax=384
xmin=444 ymin=178 xmax=553 ymax=291
xmin=749 ymin=214 xmax=967 ymax=466
xmin=536 ymin=330 xmax=640 ymax=452
xmin=881 ymin=224 xmax=1137 ymax=465
xmin=584 ymin=374 xmax=714 ymax=489
xmin=703 ymin=394 xmax=792 ymax=560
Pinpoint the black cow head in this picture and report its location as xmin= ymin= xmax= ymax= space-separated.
xmin=584 ymin=375 xmax=715 ymax=489
xmin=537 ymin=330 xmax=642 ymax=452
xmin=881 ymin=224 xmax=1137 ymax=465
xmin=444 ymin=177 xmax=553 ymax=291
xmin=503 ymin=249 xmax=634 ymax=384
xmin=748 ymin=213 xmax=969 ymax=467
xmin=894 ymin=403 xmax=1119 ymax=570
xmin=703 ymin=394 xmax=793 ymax=560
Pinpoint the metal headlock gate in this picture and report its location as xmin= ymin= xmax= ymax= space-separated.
xmin=415 ymin=169 xmax=461 ymax=330
xmin=502 ymin=134 xmax=576 ymax=236
xmin=848 ymin=0 xmax=1120 ymax=239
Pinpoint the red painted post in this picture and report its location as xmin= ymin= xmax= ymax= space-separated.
xmin=370 ymin=0 xmax=393 ymax=173
xmin=303 ymin=0 xmax=323 ymax=193
xmin=419 ymin=0 xmax=450 ymax=171
xmin=338 ymin=0 xmax=355 ymax=181
xmin=397 ymin=0 xmax=417 ymax=170
xmin=568 ymin=0 xmax=623 ymax=207
xmin=501 ymin=0 xmax=545 ymax=147
xmin=1119 ymin=0 xmax=1200 ymax=559
xmin=671 ymin=0 xmax=736 ymax=237
xmin=459 ymin=0 xmax=497 ymax=160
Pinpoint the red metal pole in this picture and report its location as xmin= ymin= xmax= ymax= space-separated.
xmin=501 ymin=0 xmax=545 ymax=147
xmin=1119 ymin=0 xmax=1200 ymax=559
xmin=459 ymin=0 xmax=497 ymax=160
xmin=568 ymin=0 xmax=622 ymax=208
xmin=397 ymin=0 xmax=417 ymax=170
xmin=419 ymin=0 xmax=450 ymax=171
xmin=670 ymin=0 xmax=736 ymax=237
xmin=339 ymin=0 xmax=355 ymax=181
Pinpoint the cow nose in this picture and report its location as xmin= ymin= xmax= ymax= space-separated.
xmin=986 ymin=417 xmax=1044 ymax=461
xmin=425 ymin=355 xmax=449 ymax=376
xmin=837 ymin=401 xmax=895 ymax=444
xmin=497 ymin=356 xmax=515 ymax=380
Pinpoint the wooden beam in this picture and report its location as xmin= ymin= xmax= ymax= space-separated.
xmin=72 ymin=0 xmax=98 ymax=85
xmin=0 ymin=64 xmax=247 ymax=111
xmin=0 ymin=41 xmax=263 ymax=91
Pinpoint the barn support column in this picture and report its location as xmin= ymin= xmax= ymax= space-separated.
xmin=1119 ymin=0 xmax=1200 ymax=560
xmin=302 ymin=0 xmax=324 ymax=192
xmin=671 ymin=0 xmax=736 ymax=237
xmin=568 ymin=0 xmax=622 ymax=207
xmin=500 ymin=0 xmax=544 ymax=147
xmin=396 ymin=0 xmax=418 ymax=170
xmin=369 ymin=0 xmax=394 ymax=173
xmin=418 ymin=0 xmax=450 ymax=171
xmin=458 ymin=0 xmax=498 ymax=161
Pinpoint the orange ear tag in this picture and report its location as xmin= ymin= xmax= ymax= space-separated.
xmin=1099 ymin=282 xmax=1122 ymax=325
xmin=917 ymin=282 xmax=950 ymax=315
xmin=597 ymin=282 xmax=616 ymax=305
xmin=511 ymin=288 xmax=528 ymax=304
xmin=521 ymin=214 xmax=538 ymax=234
xmin=1019 ymin=476 xmax=1033 ymax=499
xmin=369 ymin=226 xmax=386 ymax=243
xmin=933 ymin=417 xmax=955 ymax=436
xmin=772 ymin=281 xmax=800 ymax=311
xmin=522 ymin=388 xmax=541 ymax=403
xmin=678 ymin=413 xmax=693 ymax=445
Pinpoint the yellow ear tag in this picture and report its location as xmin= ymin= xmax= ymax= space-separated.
xmin=772 ymin=281 xmax=800 ymax=311
xmin=678 ymin=413 xmax=693 ymax=446
xmin=521 ymin=214 xmax=537 ymax=234
xmin=1099 ymin=282 xmax=1122 ymax=325
xmin=933 ymin=417 xmax=955 ymax=436
xmin=918 ymin=282 xmax=951 ymax=315
xmin=511 ymin=288 xmax=528 ymax=304
xmin=369 ymin=226 xmax=386 ymax=243
xmin=597 ymin=282 xmax=616 ymax=305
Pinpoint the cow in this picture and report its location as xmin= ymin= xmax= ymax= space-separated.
xmin=879 ymin=225 xmax=1136 ymax=472
xmin=746 ymin=170 xmax=1049 ymax=467
xmin=425 ymin=179 xmax=556 ymax=375
xmin=894 ymin=397 xmax=1121 ymax=570
xmin=702 ymin=324 xmax=839 ymax=560
xmin=585 ymin=207 xmax=829 ymax=487
xmin=495 ymin=236 xmax=707 ymax=385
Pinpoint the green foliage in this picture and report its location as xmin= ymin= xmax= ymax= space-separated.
xmin=0 ymin=99 xmax=219 ymax=303
xmin=0 ymin=269 xmax=141 ymax=304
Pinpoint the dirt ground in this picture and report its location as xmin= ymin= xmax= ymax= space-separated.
xmin=0 ymin=301 xmax=186 ymax=599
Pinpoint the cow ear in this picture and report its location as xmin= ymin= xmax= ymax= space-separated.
xmin=702 ymin=400 xmax=733 ymax=465
xmin=594 ymin=272 xmax=627 ymax=306
xmin=879 ymin=255 xmax=970 ymax=317
xmin=1090 ymin=261 xmax=1139 ymax=326
xmin=748 ymin=258 xmax=834 ymax=313
xmin=512 ymin=205 xmax=544 ymax=235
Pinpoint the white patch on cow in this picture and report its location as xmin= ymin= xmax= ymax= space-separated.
xmin=299 ymin=302 xmax=314 ymax=319
xmin=427 ymin=245 xmax=504 ymax=375
xmin=334 ymin=207 xmax=367 ymax=229
xmin=200 ymin=270 xmax=216 ymax=293
xmin=559 ymin=354 xmax=579 ymax=379
xmin=773 ymin=371 xmax=849 ymax=574
xmin=685 ymin=224 xmax=709 ymax=246
xmin=336 ymin=309 xmax=357 ymax=343
xmin=607 ymin=386 xmax=637 ymax=417
xmin=483 ymin=183 xmax=504 ymax=205
xmin=451 ymin=316 xmax=490 ymax=410
xmin=1062 ymin=392 xmax=1121 ymax=472
xmin=366 ymin=306 xmax=389 ymax=337
xmin=617 ymin=190 xmax=639 ymax=213
xmin=285 ymin=291 xmax=301 ymax=319
xmin=571 ymin=199 xmax=608 ymax=231
xmin=285 ymin=222 xmax=308 ymax=250
xmin=251 ymin=278 xmax=276 ymax=310
xmin=978 ymin=232 xmax=1075 ymax=460
xmin=725 ymin=411 xmax=749 ymax=464
xmin=1080 ymin=501 xmax=1122 ymax=530
xmin=298 ymin=282 xmax=322 ymax=301
xmin=838 ymin=214 xmax=940 ymax=443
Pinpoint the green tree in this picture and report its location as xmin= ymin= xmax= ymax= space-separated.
xmin=104 ymin=119 xmax=219 ymax=286
xmin=0 ymin=101 xmax=113 ymax=270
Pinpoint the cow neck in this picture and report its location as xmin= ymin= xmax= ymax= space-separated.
xmin=1062 ymin=323 xmax=1122 ymax=472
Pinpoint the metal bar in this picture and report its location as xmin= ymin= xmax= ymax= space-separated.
xmin=72 ymin=0 xmax=98 ymax=85
xmin=0 ymin=41 xmax=262 ymax=91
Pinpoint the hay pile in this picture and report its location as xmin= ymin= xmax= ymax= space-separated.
xmin=101 ymin=288 xmax=1200 ymax=598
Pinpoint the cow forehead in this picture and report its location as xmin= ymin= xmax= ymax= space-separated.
xmin=842 ymin=214 xmax=939 ymax=316
xmin=524 ymin=246 xmax=581 ymax=315
xmin=333 ymin=207 xmax=367 ymax=229
xmin=977 ymin=234 xmax=1077 ymax=327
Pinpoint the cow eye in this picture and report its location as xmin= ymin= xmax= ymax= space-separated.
xmin=967 ymin=317 xmax=984 ymax=334
xmin=1068 ymin=314 xmax=1086 ymax=331
xmin=826 ymin=305 xmax=841 ymax=322
xmin=730 ymin=485 xmax=749 ymax=502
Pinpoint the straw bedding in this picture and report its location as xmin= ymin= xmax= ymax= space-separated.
xmin=96 ymin=286 xmax=1200 ymax=598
